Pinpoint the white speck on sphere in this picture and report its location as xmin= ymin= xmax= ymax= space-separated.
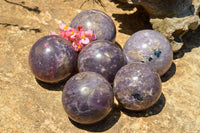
xmin=96 ymin=53 xmax=102 ymax=58
xmin=80 ymin=87 xmax=90 ymax=95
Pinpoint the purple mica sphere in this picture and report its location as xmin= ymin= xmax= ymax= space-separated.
xmin=70 ymin=9 xmax=116 ymax=42
xmin=62 ymin=72 xmax=114 ymax=124
xmin=29 ymin=35 xmax=77 ymax=83
xmin=78 ymin=40 xmax=125 ymax=83
xmin=114 ymin=63 xmax=162 ymax=111
xmin=123 ymin=30 xmax=173 ymax=76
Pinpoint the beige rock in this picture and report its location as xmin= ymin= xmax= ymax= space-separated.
xmin=150 ymin=15 xmax=199 ymax=52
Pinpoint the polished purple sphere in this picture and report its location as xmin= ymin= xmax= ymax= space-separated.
xmin=114 ymin=63 xmax=162 ymax=111
xmin=62 ymin=72 xmax=114 ymax=124
xmin=123 ymin=30 xmax=173 ymax=76
xmin=70 ymin=9 xmax=116 ymax=42
xmin=78 ymin=40 xmax=125 ymax=83
xmin=29 ymin=35 xmax=77 ymax=83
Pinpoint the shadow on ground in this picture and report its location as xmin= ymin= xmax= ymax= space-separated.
xmin=161 ymin=62 xmax=176 ymax=82
xmin=70 ymin=104 xmax=121 ymax=132
xmin=120 ymin=93 xmax=166 ymax=117
xmin=36 ymin=78 xmax=66 ymax=91
xmin=174 ymin=26 xmax=200 ymax=59
xmin=0 ymin=23 xmax=41 ymax=33
xmin=112 ymin=5 xmax=152 ymax=35
xmin=109 ymin=0 xmax=135 ymax=11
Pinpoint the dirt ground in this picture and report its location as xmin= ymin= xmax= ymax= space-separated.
xmin=0 ymin=0 xmax=200 ymax=132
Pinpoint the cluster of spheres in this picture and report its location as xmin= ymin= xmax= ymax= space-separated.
xmin=29 ymin=9 xmax=173 ymax=124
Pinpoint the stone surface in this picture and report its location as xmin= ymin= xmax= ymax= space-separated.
xmin=116 ymin=0 xmax=200 ymax=52
xmin=29 ymin=35 xmax=77 ymax=83
xmin=150 ymin=13 xmax=200 ymax=52
xmin=78 ymin=40 xmax=125 ymax=83
xmin=70 ymin=9 xmax=116 ymax=42
xmin=0 ymin=0 xmax=200 ymax=132
xmin=123 ymin=30 xmax=173 ymax=76
xmin=62 ymin=72 xmax=114 ymax=124
xmin=114 ymin=63 xmax=162 ymax=111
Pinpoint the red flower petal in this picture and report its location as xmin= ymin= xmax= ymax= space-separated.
xmin=77 ymin=26 xmax=83 ymax=31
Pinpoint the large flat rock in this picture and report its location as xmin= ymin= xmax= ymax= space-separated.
xmin=0 ymin=0 xmax=200 ymax=132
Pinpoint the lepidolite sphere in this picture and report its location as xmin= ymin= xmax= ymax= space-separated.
xmin=78 ymin=40 xmax=125 ymax=83
xmin=62 ymin=72 xmax=114 ymax=124
xmin=114 ymin=63 xmax=162 ymax=111
xmin=29 ymin=35 xmax=77 ymax=83
xmin=70 ymin=9 xmax=116 ymax=42
xmin=123 ymin=30 xmax=173 ymax=76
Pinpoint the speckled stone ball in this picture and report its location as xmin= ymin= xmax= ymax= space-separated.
xmin=123 ymin=30 xmax=173 ymax=76
xmin=114 ymin=62 xmax=162 ymax=111
xmin=70 ymin=9 xmax=116 ymax=42
xmin=29 ymin=35 xmax=77 ymax=83
xmin=78 ymin=40 xmax=126 ymax=83
xmin=62 ymin=72 xmax=114 ymax=124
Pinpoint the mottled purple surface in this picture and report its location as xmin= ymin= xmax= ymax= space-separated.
xmin=78 ymin=40 xmax=125 ymax=83
xmin=62 ymin=72 xmax=114 ymax=124
xmin=123 ymin=30 xmax=173 ymax=76
xmin=29 ymin=35 xmax=77 ymax=83
xmin=70 ymin=9 xmax=116 ymax=42
xmin=114 ymin=63 xmax=162 ymax=111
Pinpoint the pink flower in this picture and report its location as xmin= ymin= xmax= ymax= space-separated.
xmin=85 ymin=30 xmax=93 ymax=37
xmin=49 ymin=32 xmax=58 ymax=35
xmin=59 ymin=31 xmax=65 ymax=38
xmin=59 ymin=23 xmax=66 ymax=30
xmin=77 ymin=26 xmax=84 ymax=32
xmin=80 ymin=36 xmax=90 ymax=45
xmin=79 ymin=30 xmax=95 ymax=44
xmin=72 ymin=41 xmax=83 ymax=51
xmin=85 ymin=30 xmax=96 ymax=41
xmin=50 ymin=23 xmax=97 ymax=52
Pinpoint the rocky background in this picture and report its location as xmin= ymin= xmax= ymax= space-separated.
xmin=0 ymin=0 xmax=200 ymax=132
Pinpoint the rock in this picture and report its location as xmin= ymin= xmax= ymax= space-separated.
xmin=117 ymin=0 xmax=200 ymax=52
xmin=131 ymin=0 xmax=194 ymax=18
xmin=150 ymin=15 xmax=199 ymax=52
